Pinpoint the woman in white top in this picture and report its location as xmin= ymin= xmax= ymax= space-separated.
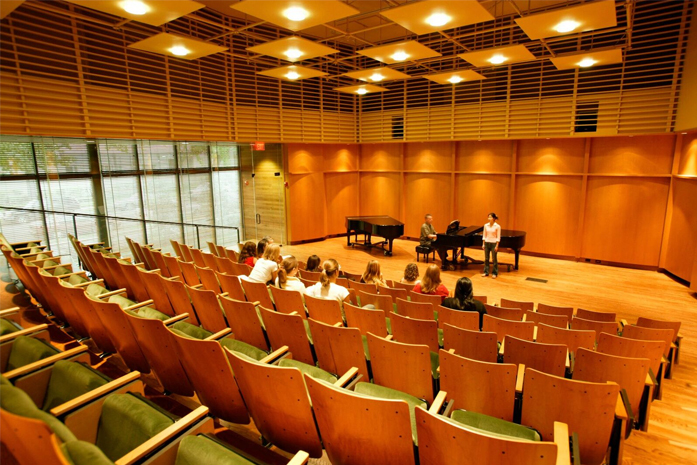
xmin=482 ymin=212 xmax=501 ymax=279
xmin=305 ymin=258 xmax=351 ymax=303
xmin=275 ymin=255 xmax=305 ymax=293
xmin=247 ymin=243 xmax=281 ymax=284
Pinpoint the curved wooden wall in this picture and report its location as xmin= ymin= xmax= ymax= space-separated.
xmin=286 ymin=133 xmax=697 ymax=282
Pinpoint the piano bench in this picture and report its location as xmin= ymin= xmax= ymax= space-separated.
xmin=416 ymin=246 xmax=436 ymax=263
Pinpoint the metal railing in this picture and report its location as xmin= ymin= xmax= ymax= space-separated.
xmin=0 ymin=205 xmax=240 ymax=250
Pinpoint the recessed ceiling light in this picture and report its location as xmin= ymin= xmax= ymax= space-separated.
xmin=391 ymin=51 xmax=410 ymax=61
xmin=425 ymin=12 xmax=451 ymax=27
xmin=283 ymin=48 xmax=304 ymax=60
xmin=285 ymin=71 xmax=300 ymax=80
xmin=369 ymin=72 xmax=385 ymax=82
xmin=283 ymin=6 xmax=309 ymax=22
xmin=447 ymin=75 xmax=463 ymax=84
xmin=577 ymin=58 xmax=596 ymax=67
xmin=355 ymin=88 xmax=368 ymax=95
xmin=121 ymin=0 xmax=149 ymax=15
xmin=169 ymin=46 xmax=190 ymax=56
xmin=554 ymin=20 xmax=580 ymax=33
xmin=488 ymin=54 xmax=507 ymax=65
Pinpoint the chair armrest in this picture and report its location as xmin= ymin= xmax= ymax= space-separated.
xmin=3 ymin=345 xmax=88 ymax=380
xmin=287 ymin=451 xmax=310 ymax=465
xmin=385 ymin=335 xmax=394 ymax=341
xmin=429 ymin=391 xmax=448 ymax=414
xmin=333 ymin=322 xmax=343 ymax=327
xmin=335 ymin=367 xmax=359 ymax=388
xmin=15 ymin=244 xmax=47 ymax=251
xmin=123 ymin=300 xmax=155 ymax=312
xmin=163 ymin=313 xmax=189 ymax=325
xmin=50 ymin=371 xmax=141 ymax=417
xmin=114 ymin=406 xmax=210 ymax=465
xmin=42 ymin=263 xmax=70 ymax=271
xmin=56 ymin=271 xmax=87 ymax=279
xmin=533 ymin=326 xmax=538 ymax=340
xmin=499 ymin=338 xmax=506 ymax=355
xmin=553 ymin=421 xmax=572 ymax=465
xmin=619 ymin=389 xmax=635 ymax=437
xmin=219 ymin=292 xmax=229 ymax=297
xmin=565 ymin=349 xmax=570 ymax=369
xmin=87 ymin=242 xmax=105 ymax=247
xmin=166 ymin=276 xmax=182 ymax=282
xmin=260 ymin=346 xmax=289 ymax=364
xmin=515 ymin=364 xmax=525 ymax=394
xmin=203 ymin=328 xmax=232 ymax=341
xmin=133 ymin=262 xmax=145 ymax=267
xmin=191 ymin=284 xmax=203 ymax=289
xmin=0 ymin=324 xmax=49 ymax=344
xmin=31 ymin=257 xmax=59 ymax=265
xmin=0 ymin=307 xmax=20 ymax=317
xmin=619 ymin=319 xmax=628 ymax=331
xmin=615 ymin=394 xmax=628 ymax=421
xmin=96 ymin=288 xmax=128 ymax=299
xmin=73 ymin=279 xmax=104 ymax=288
xmin=10 ymin=239 xmax=43 ymax=246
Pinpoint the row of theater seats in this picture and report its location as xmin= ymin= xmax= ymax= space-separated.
xmin=1 ymin=233 xmax=684 ymax=465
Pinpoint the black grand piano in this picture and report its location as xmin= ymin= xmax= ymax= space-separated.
xmin=435 ymin=223 xmax=526 ymax=271
xmin=346 ymin=216 xmax=404 ymax=256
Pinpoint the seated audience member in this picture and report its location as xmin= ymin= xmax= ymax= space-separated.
xmin=442 ymin=277 xmax=486 ymax=329
xmin=276 ymin=256 xmax=305 ymax=293
xmin=262 ymin=235 xmax=274 ymax=245
xmin=400 ymin=263 xmax=420 ymax=286
xmin=360 ymin=260 xmax=386 ymax=286
xmin=247 ymin=243 xmax=281 ymax=284
xmin=238 ymin=241 xmax=257 ymax=267
xmin=256 ymin=237 xmax=269 ymax=259
xmin=305 ymin=255 xmax=322 ymax=273
xmin=412 ymin=264 xmax=449 ymax=302
xmin=305 ymin=259 xmax=351 ymax=303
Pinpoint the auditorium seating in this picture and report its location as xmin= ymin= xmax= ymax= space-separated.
xmin=484 ymin=303 xmax=524 ymax=321
xmin=441 ymin=323 xmax=499 ymax=363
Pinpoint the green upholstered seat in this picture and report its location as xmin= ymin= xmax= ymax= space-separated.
xmin=67 ymin=274 xmax=90 ymax=285
xmin=60 ymin=440 xmax=115 ymax=465
xmin=278 ymin=358 xmax=337 ymax=383
xmin=354 ymin=381 xmax=426 ymax=444
xmin=430 ymin=351 xmax=439 ymax=380
xmin=109 ymin=296 xmax=168 ymax=321
xmin=51 ymin=266 xmax=71 ymax=276
xmin=302 ymin=319 xmax=313 ymax=343
xmin=0 ymin=384 xmax=77 ymax=442
xmin=361 ymin=335 xmax=371 ymax=361
xmin=42 ymin=361 xmax=111 ymax=412
xmin=219 ymin=338 xmax=267 ymax=361
xmin=170 ymin=322 xmax=213 ymax=340
xmin=1 ymin=317 xmax=22 ymax=336
xmin=386 ymin=317 xmax=392 ymax=335
xmin=437 ymin=328 xmax=443 ymax=347
xmin=6 ymin=336 xmax=60 ymax=372
xmin=449 ymin=410 xmax=541 ymax=442
xmin=95 ymin=393 xmax=177 ymax=461
xmin=84 ymin=283 xmax=110 ymax=297
xmin=0 ymin=375 xmax=11 ymax=386
xmin=175 ymin=435 xmax=256 ymax=465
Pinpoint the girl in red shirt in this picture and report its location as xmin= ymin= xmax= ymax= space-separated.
xmin=412 ymin=264 xmax=449 ymax=302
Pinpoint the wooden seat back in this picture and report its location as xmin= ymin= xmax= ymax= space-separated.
xmin=391 ymin=281 xmax=415 ymax=292
xmin=396 ymin=298 xmax=434 ymax=320
xmin=195 ymin=266 xmax=222 ymax=294
xmin=409 ymin=291 xmax=443 ymax=306
xmin=389 ymin=312 xmax=439 ymax=352
xmin=269 ymin=286 xmax=306 ymax=317
xmin=218 ymin=297 xmax=269 ymax=351
xmin=215 ymin=272 xmax=246 ymax=301
xmin=240 ymin=280 xmax=274 ymax=308
xmin=342 ymin=271 xmax=362 ymax=282
xmin=622 ymin=325 xmax=673 ymax=358
xmin=226 ymin=351 xmax=322 ymax=457
xmin=58 ymin=282 xmax=117 ymax=354
xmin=187 ymin=247 xmax=205 ymax=268
xmin=103 ymin=255 xmax=135 ymax=292
xmin=521 ymin=369 xmax=620 ymax=465
xmin=366 ymin=333 xmax=435 ymax=404
xmin=170 ymin=331 xmax=250 ymax=424
xmin=473 ymin=295 xmax=488 ymax=304
xmin=178 ymin=260 xmax=201 ymax=286
xmin=117 ymin=261 xmax=151 ymax=302
xmin=136 ymin=268 xmax=175 ymax=316
xmin=571 ymin=317 xmax=618 ymax=342
xmin=229 ymin=262 xmax=252 ymax=277
xmin=439 ymin=350 xmax=518 ymax=421
xmin=159 ymin=276 xmax=200 ymax=326
xmin=304 ymin=294 xmax=342 ymax=325
xmin=169 ymin=239 xmax=184 ymax=259
xmin=503 ymin=336 xmax=567 ymax=378
xmin=90 ymin=251 xmax=118 ymax=290
xmin=298 ymin=276 xmax=316 ymax=288
xmin=576 ymin=308 xmax=616 ymax=322
xmin=500 ymin=299 xmax=534 ymax=311
xmin=573 ymin=348 xmax=650 ymax=419
xmin=349 ymin=280 xmax=378 ymax=294
xmin=536 ymin=323 xmax=595 ymax=354
xmin=201 ymin=252 xmax=219 ymax=272
xmin=308 ymin=318 xmax=369 ymax=380
xmin=524 ymin=311 xmax=568 ymax=329
xmin=636 ymin=317 xmax=680 ymax=343
xmin=437 ymin=307 xmax=479 ymax=331
xmin=40 ymin=273 xmax=89 ymax=338
xmin=140 ymin=246 xmax=159 ymax=271
xmin=441 ymin=324 xmax=498 ymax=363
xmin=305 ymin=374 xmax=416 ymax=465
xmin=179 ymin=243 xmax=195 ymax=262
xmin=299 ymin=269 xmax=322 ymax=281
xmin=207 ymin=241 xmax=219 ymax=256
xmin=484 ymin=304 xmax=524 ymax=321
xmin=378 ymin=286 xmax=408 ymax=303
xmin=537 ymin=303 xmax=574 ymax=322
xmin=163 ymin=254 xmax=185 ymax=282
xmin=186 ymin=285 xmax=227 ymax=332
xmin=357 ymin=291 xmax=392 ymax=315
xmin=214 ymin=255 xmax=237 ymax=275
xmin=482 ymin=314 xmax=535 ymax=342
xmin=597 ymin=332 xmax=665 ymax=379
xmin=344 ymin=302 xmax=388 ymax=337
xmin=258 ymin=306 xmax=314 ymax=365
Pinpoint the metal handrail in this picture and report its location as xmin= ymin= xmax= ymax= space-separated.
xmin=0 ymin=205 xmax=240 ymax=249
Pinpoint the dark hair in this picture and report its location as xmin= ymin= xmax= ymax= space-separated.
xmin=488 ymin=213 xmax=498 ymax=220
xmin=238 ymin=241 xmax=257 ymax=263
xmin=256 ymin=238 xmax=269 ymax=257
xmin=452 ymin=277 xmax=477 ymax=310
xmin=306 ymin=255 xmax=321 ymax=272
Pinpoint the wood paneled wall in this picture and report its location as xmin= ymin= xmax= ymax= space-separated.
xmin=286 ymin=133 xmax=697 ymax=282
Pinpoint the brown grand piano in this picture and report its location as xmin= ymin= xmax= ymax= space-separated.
xmin=346 ymin=216 xmax=404 ymax=256
xmin=435 ymin=223 xmax=526 ymax=271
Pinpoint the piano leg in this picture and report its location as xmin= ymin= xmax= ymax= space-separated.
xmin=384 ymin=239 xmax=393 ymax=256
xmin=347 ymin=230 xmax=352 ymax=247
xmin=514 ymin=249 xmax=520 ymax=270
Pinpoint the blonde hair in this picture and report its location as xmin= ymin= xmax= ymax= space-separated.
xmin=262 ymin=243 xmax=281 ymax=262
xmin=277 ymin=256 xmax=298 ymax=289
xmin=320 ymin=259 xmax=340 ymax=289
xmin=420 ymin=264 xmax=442 ymax=294
xmin=402 ymin=263 xmax=419 ymax=283
xmin=361 ymin=260 xmax=386 ymax=286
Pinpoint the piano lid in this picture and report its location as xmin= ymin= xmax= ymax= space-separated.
xmin=346 ymin=215 xmax=404 ymax=226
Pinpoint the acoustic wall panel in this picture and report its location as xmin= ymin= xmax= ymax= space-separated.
xmin=359 ymin=172 xmax=401 ymax=219
xmin=404 ymin=173 xmax=452 ymax=238
xmin=663 ymin=179 xmax=697 ymax=280
xmin=590 ymin=135 xmax=674 ymax=174
xmin=517 ymin=138 xmax=586 ymax=174
xmin=454 ymin=175 xmax=511 ymax=229
xmin=360 ymin=143 xmax=401 ymax=171
xmin=404 ymin=141 xmax=453 ymax=172
xmin=679 ymin=132 xmax=697 ymax=176
xmin=288 ymin=172 xmax=326 ymax=242
xmin=456 ymin=140 xmax=513 ymax=172
xmin=325 ymin=172 xmax=360 ymax=236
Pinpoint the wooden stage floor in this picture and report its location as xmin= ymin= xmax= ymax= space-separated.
xmin=1 ymin=237 xmax=696 ymax=464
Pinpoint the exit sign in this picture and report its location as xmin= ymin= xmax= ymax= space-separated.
xmin=253 ymin=141 xmax=265 ymax=151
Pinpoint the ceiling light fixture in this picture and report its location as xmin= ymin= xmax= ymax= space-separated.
xmin=425 ymin=12 xmax=451 ymax=27
xmin=283 ymin=6 xmax=309 ymax=22
xmin=369 ymin=72 xmax=385 ymax=82
xmin=391 ymin=51 xmax=410 ymax=61
xmin=577 ymin=58 xmax=596 ymax=67
xmin=488 ymin=54 xmax=507 ymax=65
xmin=285 ymin=71 xmax=300 ymax=80
xmin=169 ymin=46 xmax=190 ymax=56
xmin=447 ymin=75 xmax=463 ymax=84
xmin=554 ymin=20 xmax=580 ymax=33
xmin=284 ymin=48 xmax=304 ymax=59
xmin=355 ymin=88 xmax=368 ymax=95
xmin=121 ymin=0 xmax=149 ymax=15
